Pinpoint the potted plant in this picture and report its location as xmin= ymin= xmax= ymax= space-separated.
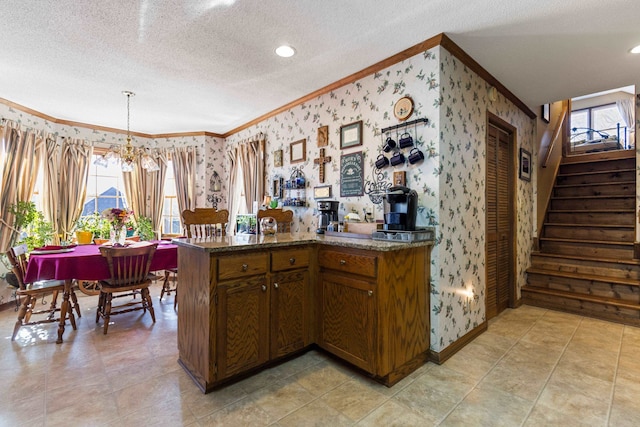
xmin=74 ymin=214 xmax=97 ymax=244
xmin=9 ymin=201 xmax=55 ymax=251
xmin=134 ymin=216 xmax=155 ymax=241
xmin=74 ymin=213 xmax=110 ymax=244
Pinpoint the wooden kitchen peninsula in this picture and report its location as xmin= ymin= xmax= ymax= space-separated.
xmin=173 ymin=232 xmax=433 ymax=393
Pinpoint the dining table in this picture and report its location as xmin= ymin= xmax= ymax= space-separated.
xmin=24 ymin=241 xmax=178 ymax=343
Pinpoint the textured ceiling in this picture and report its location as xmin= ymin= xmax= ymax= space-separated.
xmin=1 ymin=0 xmax=639 ymax=135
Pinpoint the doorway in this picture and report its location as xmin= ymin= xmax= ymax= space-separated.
xmin=486 ymin=113 xmax=516 ymax=319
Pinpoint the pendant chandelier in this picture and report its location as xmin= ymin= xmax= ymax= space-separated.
xmin=94 ymin=90 xmax=160 ymax=172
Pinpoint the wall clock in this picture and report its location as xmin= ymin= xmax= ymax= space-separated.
xmin=394 ymin=96 xmax=414 ymax=121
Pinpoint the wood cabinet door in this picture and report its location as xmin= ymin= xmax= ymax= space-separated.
xmin=270 ymin=269 xmax=309 ymax=359
xmin=319 ymin=271 xmax=376 ymax=373
xmin=216 ymin=275 xmax=269 ymax=380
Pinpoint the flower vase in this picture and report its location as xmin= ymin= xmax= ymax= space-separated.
xmin=110 ymin=225 xmax=127 ymax=247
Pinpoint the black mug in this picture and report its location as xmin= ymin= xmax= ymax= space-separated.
xmin=390 ymin=151 xmax=405 ymax=166
xmin=383 ymin=137 xmax=396 ymax=153
xmin=399 ymin=132 xmax=413 ymax=149
xmin=375 ymin=154 xmax=389 ymax=169
xmin=408 ymin=148 xmax=425 ymax=164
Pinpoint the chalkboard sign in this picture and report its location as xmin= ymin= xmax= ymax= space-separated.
xmin=340 ymin=151 xmax=364 ymax=197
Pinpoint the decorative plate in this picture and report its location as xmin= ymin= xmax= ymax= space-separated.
xmin=394 ymin=96 xmax=414 ymax=121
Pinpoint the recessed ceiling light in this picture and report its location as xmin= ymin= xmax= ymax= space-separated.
xmin=631 ymin=44 xmax=640 ymax=54
xmin=275 ymin=45 xmax=296 ymax=58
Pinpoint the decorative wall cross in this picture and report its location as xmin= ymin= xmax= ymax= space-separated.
xmin=314 ymin=148 xmax=332 ymax=183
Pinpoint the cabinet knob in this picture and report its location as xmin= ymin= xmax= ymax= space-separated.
xmin=274 ymin=283 xmax=279 ymax=289
xmin=289 ymin=258 xmax=296 ymax=265
xmin=368 ymin=290 xmax=373 ymax=297
xmin=242 ymin=264 xmax=248 ymax=271
xmin=261 ymin=284 xmax=267 ymax=292
xmin=340 ymin=259 xmax=346 ymax=265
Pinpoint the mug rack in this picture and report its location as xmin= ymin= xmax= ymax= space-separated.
xmin=377 ymin=117 xmax=429 ymax=169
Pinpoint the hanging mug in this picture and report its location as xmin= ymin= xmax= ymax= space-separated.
xmin=390 ymin=151 xmax=405 ymax=166
xmin=408 ymin=148 xmax=425 ymax=164
xmin=375 ymin=154 xmax=389 ymax=169
xmin=383 ymin=137 xmax=396 ymax=153
xmin=399 ymin=132 xmax=414 ymax=149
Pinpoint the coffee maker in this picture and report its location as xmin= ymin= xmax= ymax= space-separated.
xmin=316 ymin=200 xmax=339 ymax=234
xmin=382 ymin=186 xmax=418 ymax=231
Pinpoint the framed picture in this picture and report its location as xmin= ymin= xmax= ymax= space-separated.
xmin=541 ymin=104 xmax=550 ymax=123
xmin=340 ymin=120 xmax=363 ymax=149
xmin=290 ymin=139 xmax=306 ymax=163
xmin=340 ymin=151 xmax=364 ymax=197
xmin=273 ymin=149 xmax=283 ymax=167
xmin=393 ymin=171 xmax=406 ymax=186
xmin=272 ymin=177 xmax=284 ymax=199
xmin=314 ymin=185 xmax=332 ymax=199
xmin=519 ymin=148 xmax=531 ymax=182
xmin=317 ymin=125 xmax=328 ymax=147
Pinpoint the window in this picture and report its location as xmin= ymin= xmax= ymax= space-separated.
xmin=83 ymin=153 xmax=128 ymax=216
xmin=571 ymin=103 xmax=627 ymax=142
xmin=162 ymin=161 xmax=181 ymax=234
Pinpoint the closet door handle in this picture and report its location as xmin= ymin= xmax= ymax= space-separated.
xmin=242 ymin=264 xmax=248 ymax=271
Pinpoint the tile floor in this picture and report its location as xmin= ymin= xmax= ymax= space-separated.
xmin=1 ymin=284 xmax=639 ymax=426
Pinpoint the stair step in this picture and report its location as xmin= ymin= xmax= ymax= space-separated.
xmin=555 ymin=169 xmax=635 ymax=186
xmin=527 ymin=267 xmax=640 ymax=287
xmin=559 ymin=158 xmax=636 ymax=174
xmin=539 ymin=238 xmax=634 ymax=258
xmin=542 ymin=223 xmax=634 ymax=242
xmin=561 ymin=150 xmax=635 ymax=164
xmin=539 ymin=237 xmax=633 ymax=246
xmin=522 ymin=286 xmax=640 ymax=312
xmin=553 ymin=180 xmax=635 ymax=195
xmin=546 ymin=210 xmax=634 ymax=226
xmin=530 ymin=252 xmax=640 ymax=280
xmin=549 ymin=196 xmax=634 ymax=211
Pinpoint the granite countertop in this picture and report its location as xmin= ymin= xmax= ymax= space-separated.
xmin=172 ymin=232 xmax=434 ymax=253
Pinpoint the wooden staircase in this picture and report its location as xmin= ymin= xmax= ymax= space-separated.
xmin=522 ymin=150 xmax=640 ymax=325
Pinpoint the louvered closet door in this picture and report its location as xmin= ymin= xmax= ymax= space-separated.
xmin=486 ymin=123 xmax=513 ymax=319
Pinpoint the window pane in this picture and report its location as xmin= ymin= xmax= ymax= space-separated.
xmin=592 ymin=104 xmax=622 ymax=134
xmin=570 ymin=110 xmax=589 ymax=138
xmin=161 ymin=160 xmax=180 ymax=234
xmin=83 ymin=155 xmax=128 ymax=217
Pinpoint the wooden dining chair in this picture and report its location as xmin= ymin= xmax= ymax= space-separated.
xmin=6 ymin=244 xmax=80 ymax=341
xmin=97 ymin=243 xmax=158 ymax=334
xmin=159 ymin=209 xmax=230 ymax=307
xmin=257 ymin=208 xmax=294 ymax=233
xmin=182 ymin=208 xmax=230 ymax=238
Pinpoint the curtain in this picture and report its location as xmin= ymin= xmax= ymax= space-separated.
xmin=147 ymin=149 xmax=168 ymax=238
xmin=122 ymin=149 xmax=169 ymax=239
xmin=238 ymin=134 xmax=266 ymax=214
xmin=122 ymin=156 xmax=146 ymax=219
xmin=57 ymin=138 xmax=93 ymax=241
xmin=172 ymin=146 xmax=197 ymax=230
xmin=616 ymin=98 xmax=635 ymax=147
xmin=42 ymin=136 xmax=60 ymax=240
xmin=227 ymin=149 xmax=240 ymax=232
xmin=0 ymin=121 xmax=45 ymax=252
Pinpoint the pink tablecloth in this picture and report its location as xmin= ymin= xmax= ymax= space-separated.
xmin=24 ymin=242 xmax=177 ymax=283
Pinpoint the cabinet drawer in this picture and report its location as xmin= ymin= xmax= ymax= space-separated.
xmin=271 ymin=248 xmax=310 ymax=272
xmin=318 ymin=249 xmax=377 ymax=278
xmin=217 ymin=252 xmax=268 ymax=281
